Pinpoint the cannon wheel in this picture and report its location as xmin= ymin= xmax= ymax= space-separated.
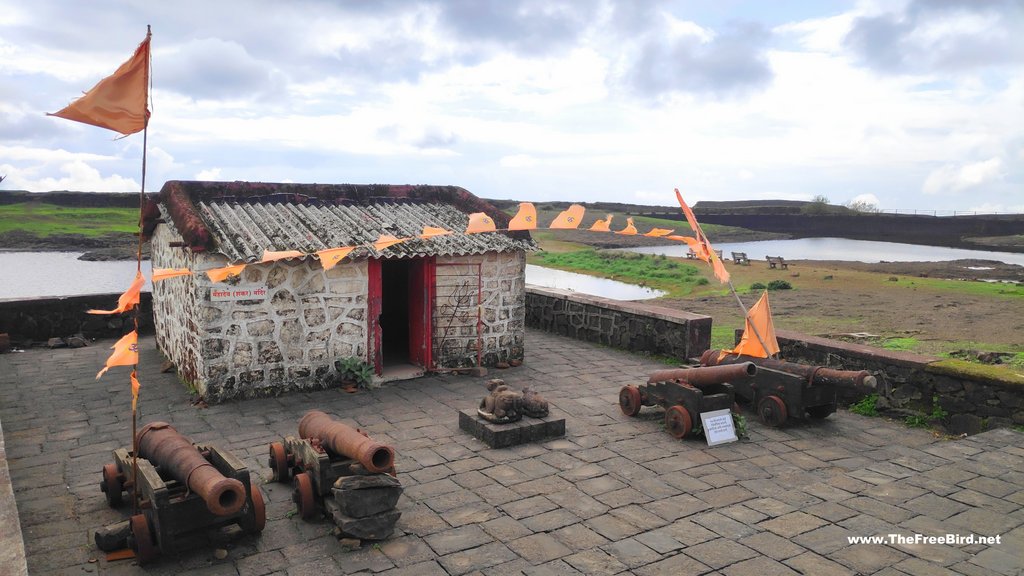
xmin=101 ymin=463 xmax=123 ymax=508
xmin=619 ymin=386 xmax=643 ymax=417
xmin=664 ymin=405 xmax=692 ymax=439
xmin=292 ymin=472 xmax=316 ymax=519
xmin=269 ymin=442 xmax=290 ymax=483
xmin=129 ymin=513 xmax=158 ymax=565
xmin=806 ymin=405 xmax=834 ymax=420
xmin=758 ymin=395 xmax=788 ymax=427
xmin=239 ymin=482 xmax=267 ymax=533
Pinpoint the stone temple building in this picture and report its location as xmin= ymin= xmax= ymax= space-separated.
xmin=143 ymin=181 xmax=535 ymax=402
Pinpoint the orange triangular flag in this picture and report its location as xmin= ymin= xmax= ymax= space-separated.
xmin=509 ymin=203 xmax=537 ymax=230
xmin=644 ymin=227 xmax=674 ymax=238
xmin=420 ymin=226 xmax=453 ymax=239
xmin=151 ymin=268 xmax=192 ymax=282
xmin=730 ymin=291 xmax=779 ymax=358
xmin=549 ymin=204 xmax=585 ymax=229
xmin=589 ymin=214 xmax=613 ymax=232
xmin=615 ymin=217 xmax=638 ymax=235
xmin=131 ymin=370 xmax=141 ymax=411
xmin=96 ymin=331 xmax=138 ymax=379
xmin=711 ymin=253 xmax=731 ymax=283
xmin=465 ymin=213 xmax=497 ymax=234
xmin=48 ymin=31 xmax=151 ymax=136
xmin=373 ymin=234 xmax=407 ymax=252
xmin=675 ymin=188 xmax=729 ymax=283
xmin=87 ymin=272 xmax=144 ymax=315
xmin=207 ymin=264 xmax=246 ymax=283
xmin=316 ymin=247 xmax=355 ymax=271
xmin=261 ymin=249 xmax=305 ymax=263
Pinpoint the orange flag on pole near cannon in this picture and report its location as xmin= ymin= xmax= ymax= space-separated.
xmin=97 ymin=331 xmax=139 ymax=379
xmin=729 ymin=292 xmax=780 ymax=358
xmin=675 ymin=189 xmax=729 ymax=284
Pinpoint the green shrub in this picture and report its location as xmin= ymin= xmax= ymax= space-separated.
xmin=850 ymin=394 xmax=879 ymax=417
xmin=767 ymin=280 xmax=792 ymax=290
xmin=750 ymin=282 xmax=766 ymax=290
xmin=334 ymin=357 xmax=374 ymax=389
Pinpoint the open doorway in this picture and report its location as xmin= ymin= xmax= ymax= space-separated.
xmin=370 ymin=257 xmax=434 ymax=380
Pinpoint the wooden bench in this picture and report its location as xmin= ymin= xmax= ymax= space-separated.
xmin=686 ymin=249 xmax=725 ymax=260
xmin=731 ymin=252 xmax=750 ymax=265
xmin=766 ymin=256 xmax=788 ymax=269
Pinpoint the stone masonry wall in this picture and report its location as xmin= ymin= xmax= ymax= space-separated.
xmin=434 ymin=251 xmax=526 ymax=367
xmin=525 ymin=286 xmax=712 ymax=361
xmin=151 ymin=224 xmax=201 ymax=386
xmin=774 ymin=329 xmax=1024 ymax=435
xmin=191 ymin=256 xmax=369 ymax=403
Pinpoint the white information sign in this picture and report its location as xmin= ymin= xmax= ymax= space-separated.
xmin=210 ymin=286 xmax=268 ymax=302
xmin=700 ymin=409 xmax=738 ymax=447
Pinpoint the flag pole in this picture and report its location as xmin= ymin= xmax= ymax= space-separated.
xmin=130 ymin=24 xmax=152 ymax=516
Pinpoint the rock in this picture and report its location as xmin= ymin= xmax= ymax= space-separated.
xmin=66 ymin=335 xmax=89 ymax=348
xmin=946 ymin=413 xmax=983 ymax=436
xmin=93 ymin=520 xmax=131 ymax=552
xmin=213 ymin=548 xmax=228 ymax=560
xmin=160 ymin=360 xmax=176 ymax=373
xmin=469 ymin=366 xmax=488 ymax=377
xmin=495 ymin=361 xmax=510 ymax=369
xmin=332 ymin=474 xmax=403 ymax=518
xmin=338 ymin=538 xmax=361 ymax=550
xmin=508 ymin=359 xmax=522 ymax=367
xmin=324 ymin=499 xmax=401 ymax=540
xmin=47 ymin=337 xmax=66 ymax=349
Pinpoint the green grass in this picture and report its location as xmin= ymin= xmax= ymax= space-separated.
xmin=711 ymin=326 xmax=737 ymax=351
xmin=0 ymin=202 xmax=138 ymax=237
xmin=849 ymin=393 xmax=880 ymax=417
xmin=891 ymin=276 xmax=1024 ymax=299
xmin=882 ymin=337 xmax=919 ymax=351
xmin=532 ymin=249 xmax=706 ymax=297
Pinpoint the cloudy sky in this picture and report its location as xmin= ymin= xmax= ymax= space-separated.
xmin=1 ymin=0 xmax=1021 ymax=211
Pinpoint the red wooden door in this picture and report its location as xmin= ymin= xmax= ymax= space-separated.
xmin=367 ymin=258 xmax=382 ymax=375
xmin=408 ymin=257 xmax=435 ymax=369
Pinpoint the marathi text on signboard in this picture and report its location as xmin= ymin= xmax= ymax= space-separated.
xmin=700 ymin=408 xmax=739 ymax=447
xmin=210 ymin=286 xmax=268 ymax=301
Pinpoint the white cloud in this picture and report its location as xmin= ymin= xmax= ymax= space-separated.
xmin=500 ymin=155 xmax=539 ymax=168
xmin=0 ymin=159 xmax=138 ymax=192
xmin=922 ymin=157 xmax=1004 ymax=195
xmin=196 ymin=168 xmax=222 ymax=180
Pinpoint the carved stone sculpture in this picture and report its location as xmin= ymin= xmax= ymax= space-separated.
xmin=478 ymin=379 xmax=523 ymax=423
xmin=520 ymin=386 xmax=549 ymax=418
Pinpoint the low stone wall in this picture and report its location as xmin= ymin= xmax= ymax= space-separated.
xmin=525 ymin=286 xmax=711 ymax=361
xmin=774 ymin=329 xmax=1024 ymax=435
xmin=0 ymin=293 xmax=153 ymax=343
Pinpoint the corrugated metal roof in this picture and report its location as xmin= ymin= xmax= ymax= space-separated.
xmin=193 ymin=199 xmax=535 ymax=263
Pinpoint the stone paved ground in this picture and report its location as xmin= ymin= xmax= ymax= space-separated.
xmin=1 ymin=329 xmax=1022 ymax=575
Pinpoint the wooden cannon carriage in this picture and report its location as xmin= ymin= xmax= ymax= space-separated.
xmin=619 ymin=363 xmax=756 ymax=438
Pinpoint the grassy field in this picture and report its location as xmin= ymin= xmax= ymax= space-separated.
xmin=533 ymin=250 xmax=710 ymax=298
xmin=0 ymin=202 xmax=139 ymax=236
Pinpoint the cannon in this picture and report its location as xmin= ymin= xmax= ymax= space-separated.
xmin=97 ymin=422 xmax=265 ymax=564
xmin=700 ymin=349 xmax=878 ymax=427
xmin=269 ymin=410 xmax=398 ymax=520
xmin=619 ymin=362 xmax=756 ymax=439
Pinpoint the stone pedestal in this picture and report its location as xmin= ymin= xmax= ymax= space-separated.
xmin=458 ymin=408 xmax=566 ymax=448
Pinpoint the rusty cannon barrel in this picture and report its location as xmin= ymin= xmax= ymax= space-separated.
xmin=647 ymin=362 xmax=757 ymax=386
xmin=298 ymin=410 xmax=395 ymax=474
xmin=136 ymin=422 xmax=246 ymax=516
xmin=700 ymin=350 xmax=877 ymax=390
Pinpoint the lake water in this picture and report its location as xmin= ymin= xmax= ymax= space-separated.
xmin=628 ymin=237 xmax=1024 ymax=267
xmin=0 ymin=252 xmax=665 ymax=301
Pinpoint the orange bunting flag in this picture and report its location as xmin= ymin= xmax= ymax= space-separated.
xmin=675 ymin=188 xmax=729 ymax=283
xmin=373 ymin=234 xmax=406 ymax=252
xmin=730 ymin=291 xmax=780 ymax=358
xmin=549 ymin=204 xmax=585 ymax=229
xmin=644 ymin=228 xmax=674 ymax=238
xmin=509 ymin=203 xmax=537 ymax=230
xmin=131 ymin=370 xmax=141 ymax=411
xmin=48 ymin=30 xmax=151 ymax=136
xmin=316 ymin=247 xmax=355 ymax=271
xmin=615 ymin=217 xmax=638 ymax=235
xmin=589 ymin=214 xmax=613 ymax=232
xmin=420 ymin=226 xmax=453 ymax=239
xmin=96 ymin=331 xmax=138 ymax=379
xmin=207 ymin=264 xmax=246 ymax=283
xmin=87 ymin=272 xmax=144 ymax=315
xmin=260 ymin=249 xmax=305 ymax=263
xmin=151 ymin=268 xmax=192 ymax=282
xmin=465 ymin=213 xmax=497 ymax=234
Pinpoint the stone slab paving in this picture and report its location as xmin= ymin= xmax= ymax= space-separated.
xmin=1 ymin=329 xmax=1022 ymax=575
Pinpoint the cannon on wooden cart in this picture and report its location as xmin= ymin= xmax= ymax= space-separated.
xmin=619 ymin=363 xmax=756 ymax=439
xmin=269 ymin=410 xmax=401 ymax=540
xmin=700 ymin=349 xmax=877 ymax=427
xmin=97 ymin=422 xmax=266 ymax=564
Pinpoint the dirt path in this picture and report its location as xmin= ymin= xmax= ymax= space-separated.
xmin=659 ymin=259 xmax=1024 ymax=356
